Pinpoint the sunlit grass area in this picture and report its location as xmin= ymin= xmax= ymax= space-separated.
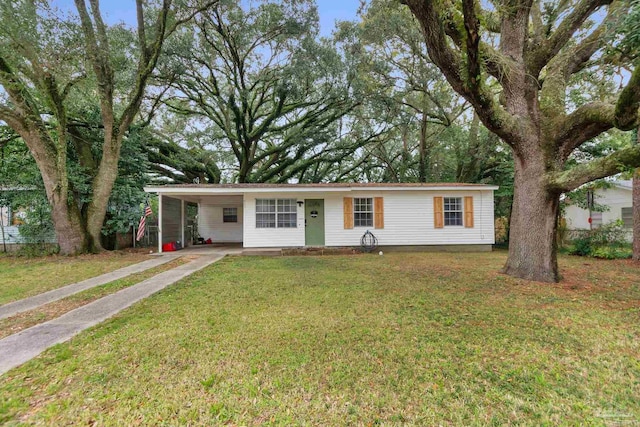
xmin=1 ymin=252 xmax=638 ymax=425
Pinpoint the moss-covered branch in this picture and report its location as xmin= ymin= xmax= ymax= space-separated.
xmin=614 ymin=65 xmax=640 ymax=130
xmin=550 ymin=144 xmax=640 ymax=192
xmin=401 ymin=0 xmax=520 ymax=147
xmin=555 ymin=102 xmax=616 ymax=159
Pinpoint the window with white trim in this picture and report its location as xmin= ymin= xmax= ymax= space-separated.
xmin=621 ymin=207 xmax=632 ymax=228
xmin=354 ymin=197 xmax=373 ymax=227
xmin=277 ymin=199 xmax=297 ymax=228
xmin=255 ymin=199 xmax=297 ymax=228
xmin=256 ymin=199 xmax=276 ymax=228
xmin=223 ymin=207 xmax=238 ymax=223
xmin=444 ymin=197 xmax=463 ymax=226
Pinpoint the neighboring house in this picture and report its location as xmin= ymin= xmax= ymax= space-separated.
xmin=0 ymin=186 xmax=55 ymax=248
xmin=143 ymin=183 xmax=498 ymax=252
xmin=564 ymin=180 xmax=634 ymax=239
xmin=0 ymin=205 xmax=31 ymax=246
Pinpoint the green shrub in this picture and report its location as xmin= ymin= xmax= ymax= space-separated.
xmin=569 ymin=220 xmax=630 ymax=259
xmin=591 ymin=246 xmax=632 ymax=260
xmin=571 ymin=237 xmax=592 ymax=256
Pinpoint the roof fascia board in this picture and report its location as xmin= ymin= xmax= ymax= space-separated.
xmin=143 ymin=185 xmax=499 ymax=194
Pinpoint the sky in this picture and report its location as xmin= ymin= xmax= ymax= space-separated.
xmin=51 ymin=0 xmax=362 ymax=37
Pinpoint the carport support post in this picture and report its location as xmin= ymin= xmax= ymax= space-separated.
xmin=158 ymin=193 xmax=163 ymax=253
xmin=181 ymin=199 xmax=185 ymax=247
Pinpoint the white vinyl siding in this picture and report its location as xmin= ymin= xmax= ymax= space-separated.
xmin=243 ymin=194 xmax=304 ymax=247
xmin=242 ymin=190 xmax=494 ymax=248
xmin=324 ymin=191 xmax=493 ymax=247
xmin=563 ymin=185 xmax=632 ymax=242
xmin=198 ymin=196 xmax=243 ymax=243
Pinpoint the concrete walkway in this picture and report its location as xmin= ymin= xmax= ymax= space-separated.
xmin=0 ymin=254 xmax=181 ymax=320
xmin=0 ymin=254 xmax=223 ymax=375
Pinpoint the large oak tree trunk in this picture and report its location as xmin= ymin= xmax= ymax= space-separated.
xmin=48 ymin=190 xmax=88 ymax=255
xmin=25 ymin=132 xmax=89 ymax=255
xmin=418 ymin=112 xmax=428 ymax=183
xmin=503 ymin=154 xmax=560 ymax=282
xmin=84 ymin=134 xmax=122 ymax=251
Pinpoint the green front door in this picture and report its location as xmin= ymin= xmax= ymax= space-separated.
xmin=305 ymin=199 xmax=325 ymax=246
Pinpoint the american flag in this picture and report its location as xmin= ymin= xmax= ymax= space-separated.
xmin=136 ymin=202 xmax=153 ymax=242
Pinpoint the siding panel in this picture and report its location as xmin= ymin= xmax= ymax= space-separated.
xmin=243 ymin=193 xmax=305 ymax=248
xmin=324 ymin=191 xmax=494 ymax=247
xmin=241 ymin=190 xmax=495 ymax=248
xmin=198 ymin=202 xmax=243 ymax=243
xmin=564 ymin=186 xmax=632 ymax=241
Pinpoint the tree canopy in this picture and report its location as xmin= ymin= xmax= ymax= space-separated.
xmin=0 ymin=0 xmax=216 ymax=254
xmin=402 ymin=0 xmax=640 ymax=282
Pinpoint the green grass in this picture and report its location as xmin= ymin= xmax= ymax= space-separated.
xmin=0 ymin=252 xmax=150 ymax=305
xmin=1 ymin=252 xmax=639 ymax=425
xmin=0 ymin=257 xmax=188 ymax=339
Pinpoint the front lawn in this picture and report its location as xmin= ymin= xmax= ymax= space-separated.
xmin=1 ymin=252 xmax=638 ymax=425
xmin=0 ymin=257 xmax=188 ymax=339
xmin=0 ymin=251 xmax=150 ymax=305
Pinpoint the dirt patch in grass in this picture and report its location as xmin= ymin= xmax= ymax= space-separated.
xmin=0 ymin=252 xmax=638 ymax=425
xmin=0 ymin=257 xmax=188 ymax=339
xmin=0 ymin=251 xmax=151 ymax=305
xmin=282 ymin=247 xmax=362 ymax=256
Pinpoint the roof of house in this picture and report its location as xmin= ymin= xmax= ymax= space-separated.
xmin=612 ymin=180 xmax=632 ymax=190
xmin=144 ymin=182 xmax=499 ymax=194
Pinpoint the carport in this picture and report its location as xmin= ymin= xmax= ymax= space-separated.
xmin=147 ymin=186 xmax=244 ymax=253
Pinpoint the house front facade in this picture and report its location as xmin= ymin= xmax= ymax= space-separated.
xmin=143 ymin=183 xmax=498 ymax=252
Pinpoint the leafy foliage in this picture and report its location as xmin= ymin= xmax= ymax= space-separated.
xmin=562 ymin=180 xmax=612 ymax=212
xmin=569 ymin=220 xmax=631 ymax=259
xmin=0 ymin=0 xmax=216 ymax=253
xmin=335 ymin=0 xmax=466 ymax=183
xmin=0 ymin=129 xmax=54 ymax=250
xmin=157 ymin=0 xmax=363 ymax=183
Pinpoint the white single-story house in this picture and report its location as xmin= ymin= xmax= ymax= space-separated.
xmin=143 ymin=183 xmax=498 ymax=253
xmin=564 ymin=180 xmax=634 ymax=238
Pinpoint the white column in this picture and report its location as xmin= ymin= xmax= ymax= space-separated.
xmin=181 ymin=199 xmax=185 ymax=247
xmin=158 ymin=193 xmax=163 ymax=253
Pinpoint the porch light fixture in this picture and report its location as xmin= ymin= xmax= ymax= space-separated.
xmin=297 ymin=201 xmax=304 ymax=207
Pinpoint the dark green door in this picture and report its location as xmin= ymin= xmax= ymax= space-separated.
xmin=305 ymin=199 xmax=325 ymax=246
